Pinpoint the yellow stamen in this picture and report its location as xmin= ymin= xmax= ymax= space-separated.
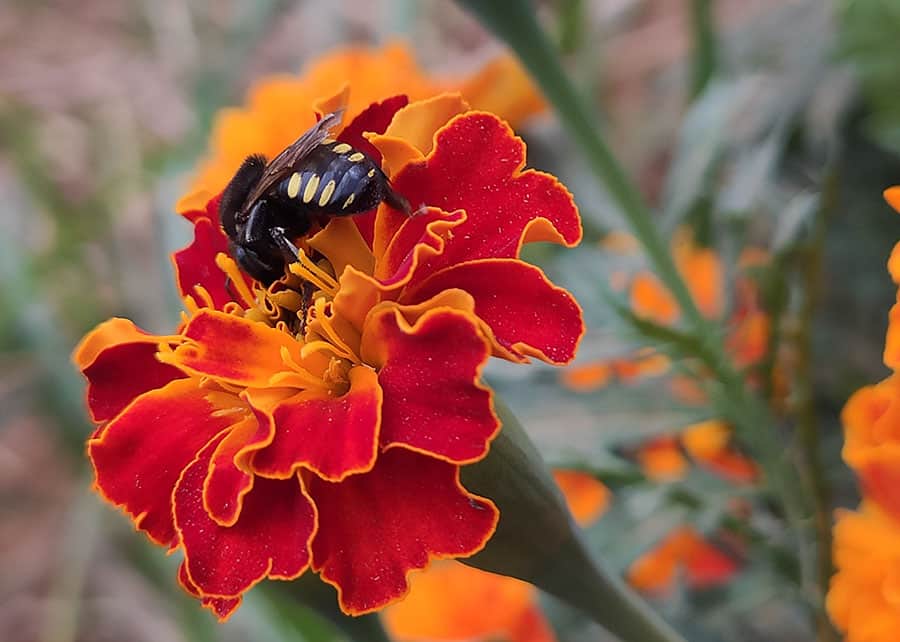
xmin=310 ymin=298 xmax=361 ymax=364
xmin=300 ymin=339 xmax=354 ymax=362
xmin=276 ymin=346 xmax=329 ymax=390
xmin=287 ymin=247 xmax=338 ymax=296
xmin=183 ymin=294 xmax=200 ymax=315
xmin=193 ymin=285 xmax=215 ymax=310
xmin=214 ymin=253 xmax=256 ymax=307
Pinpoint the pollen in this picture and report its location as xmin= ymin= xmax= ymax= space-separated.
xmin=287 ymin=172 xmax=302 ymax=198
xmin=319 ymin=180 xmax=336 ymax=206
xmin=332 ymin=143 xmax=352 ymax=154
xmin=303 ymin=175 xmax=320 ymax=203
xmin=348 ymin=152 xmax=365 ymax=162
xmin=342 ymin=193 xmax=355 ymax=209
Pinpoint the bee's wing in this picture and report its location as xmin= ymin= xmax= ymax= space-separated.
xmin=244 ymin=110 xmax=344 ymax=206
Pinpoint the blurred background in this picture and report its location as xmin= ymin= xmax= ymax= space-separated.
xmin=3 ymin=0 xmax=900 ymax=640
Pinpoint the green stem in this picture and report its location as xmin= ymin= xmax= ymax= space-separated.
xmin=689 ymin=0 xmax=717 ymax=98
xmin=462 ymin=400 xmax=686 ymax=642
xmin=792 ymin=168 xmax=838 ymax=641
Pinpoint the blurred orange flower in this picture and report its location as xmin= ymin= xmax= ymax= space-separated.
xmin=828 ymin=505 xmax=900 ymax=642
xmin=382 ymin=471 xmax=608 ymax=642
xmin=828 ymin=186 xmax=900 ymax=641
xmin=179 ymin=42 xmax=543 ymax=214
xmin=637 ymin=420 xmax=757 ymax=483
xmin=562 ymin=230 xmax=769 ymax=395
xmin=627 ymin=526 xmax=739 ymax=594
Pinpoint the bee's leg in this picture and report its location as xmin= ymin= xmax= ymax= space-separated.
xmin=383 ymin=184 xmax=411 ymax=215
xmin=270 ymin=226 xmax=302 ymax=264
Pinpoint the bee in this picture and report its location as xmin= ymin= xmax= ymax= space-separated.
xmin=219 ymin=111 xmax=411 ymax=285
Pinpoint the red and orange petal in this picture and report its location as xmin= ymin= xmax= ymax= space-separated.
xmin=308 ymin=447 xmax=499 ymax=615
xmin=383 ymin=561 xmax=556 ymax=642
xmin=175 ymin=435 xmax=316 ymax=599
xmin=361 ymin=306 xmax=499 ymax=464
xmin=828 ymin=505 xmax=900 ymax=642
xmin=627 ymin=527 xmax=738 ymax=594
xmin=88 ymin=379 xmax=244 ymax=547
xmin=251 ymin=366 xmax=382 ymax=482
xmin=164 ymin=309 xmax=304 ymax=387
xmin=74 ymin=318 xmax=186 ymax=423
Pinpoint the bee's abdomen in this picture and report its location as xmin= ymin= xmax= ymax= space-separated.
xmin=276 ymin=142 xmax=386 ymax=215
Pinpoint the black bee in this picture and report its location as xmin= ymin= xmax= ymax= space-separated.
xmin=219 ymin=111 xmax=410 ymax=285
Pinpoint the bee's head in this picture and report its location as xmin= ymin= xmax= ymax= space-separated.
xmin=219 ymin=154 xmax=267 ymax=240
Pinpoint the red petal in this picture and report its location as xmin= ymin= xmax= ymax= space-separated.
xmin=386 ymin=112 xmax=581 ymax=286
xmin=175 ymin=435 xmax=317 ymax=598
xmin=376 ymin=207 xmax=467 ymax=288
xmin=178 ymin=563 xmax=242 ymax=621
xmin=172 ymin=214 xmax=239 ymax=310
xmin=337 ymin=95 xmax=409 ymax=248
xmin=251 ymin=366 xmax=382 ymax=481
xmin=75 ymin=318 xmax=185 ymax=422
xmin=362 ymin=307 xmax=499 ymax=464
xmin=88 ymin=379 xmax=241 ymax=547
xmin=180 ymin=194 xmax=221 ymax=225
xmin=203 ymin=416 xmax=269 ymax=526
xmin=685 ymin=541 xmax=740 ymax=588
xmin=309 ymin=448 xmax=498 ymax=615
xmin=407 ymin=259 xmax=584 ymax=364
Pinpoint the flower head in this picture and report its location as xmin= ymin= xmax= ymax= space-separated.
xmin=74 ymin=69 xmax=582 ymax=619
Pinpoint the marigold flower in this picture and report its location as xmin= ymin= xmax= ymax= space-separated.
xmin=383 ymin=471 xmax=608 ymax=642
xmin=827 ymin=504 xmax=900 ymax=642
xmin=74 ymin=88 xmax=583 ymax=620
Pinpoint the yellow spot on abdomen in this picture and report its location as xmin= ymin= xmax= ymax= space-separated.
xmin=348 ymin=152 xmax=365 ymax=162
xmin=287 ymin=172 xmax=302 ymax=198
xmin=343 ymin=194 xmax=356 ymax=209
xmin=332 ymin=143 xmax=352 ymax=154
xmin=318 ymin=180 xmax=336 ymax=206
xmin=303 ymin=175 xmax=320 ymax=203
xmin=367 ymin=169 xmax=376 ymax=178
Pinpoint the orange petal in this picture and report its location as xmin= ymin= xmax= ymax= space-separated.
xmin=368 ymin=92 xmax=470 ymax=175
xmin=164 ymin=310 xmax=302 ymax=388
xmin=451 ymin=54 xmax=545 ymax=128
xmin=885 ymin=186 xmax=900 ymax=214
xmin=383 ymin=561 xmax=545 ymax=642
